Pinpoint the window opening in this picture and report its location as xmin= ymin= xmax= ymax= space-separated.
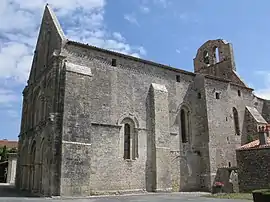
xmin=215 ymin=92 xmax=220 ymax=99
xmin=214 ymin=46 xmax=220 ymax=63
xmin=203 ymin=51 xmax=210 ymax=65
xmin=233 ymin=107 xmax=240 ymax=135
xmin=124 ymin=123 xmax=131 ymax=159
xmin=181 ymin=109 xmax=188 ymax=143
xmin=198 ymin=92 xmax=202 ymax=99
xmin=176 ymin=75 xmax=180 ymax=82
xmin=112 ymin=58 xmax=117 ymax=66
xmin=238 ymin=90 xmax=241 ymax=97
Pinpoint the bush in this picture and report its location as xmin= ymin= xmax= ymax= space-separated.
xmin=252 ymin=189 xmax=270 ymax=202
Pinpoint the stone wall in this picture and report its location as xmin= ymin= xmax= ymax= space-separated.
xmin=59 ymin=39 xmax=269 ymax=196
xmin=60 ymin=42 xmax=212 ymax=195
xmin=7 ymin=153 xmax=17 ymax=184
xmin=204 ymin=78 xmax=242 ymax=187
xmin=17 ymin=5 xmax=270 ymax=197
xmin=262 ymin=100 xmax=270 ymax=123
xmin=236 ymin=147 xmax=270 ymax=192
xmin=193 ymin=39 xmax=236 ymax=74
xmin=202 ymin=73 xmax=266 ymax=189
xmin=16 ymin=5 xmax=66 ymax=195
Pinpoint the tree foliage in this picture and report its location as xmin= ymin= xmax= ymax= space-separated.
xmin=0 ymin=146 xmax=17 ymax=162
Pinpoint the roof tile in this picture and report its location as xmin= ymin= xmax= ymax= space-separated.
xmin=237 ymin=137 xmax=270 ymax=150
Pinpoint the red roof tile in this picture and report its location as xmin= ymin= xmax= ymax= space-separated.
xmin=0 ymin=140 xmax=18 ymax=149
xmin=237 ymin=137 xmax=270 ymax=150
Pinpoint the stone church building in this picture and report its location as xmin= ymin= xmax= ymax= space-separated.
xmin=16 ymin=5 xmax=270 ymax=196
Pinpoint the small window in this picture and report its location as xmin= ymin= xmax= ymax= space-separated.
xmin=238 ymin=90 xmax=241 ymax=97
xmin=198 ymin=92 xmax=201 ymax=99
xmin=122 ymin=119 xmax=138 ymax=160
xmin=226 ymin=117 xmax=228 ymax=121
xmin=112 ymin=58 xmax=117 ymax=66
xmin=233 ymin=107 xmax=240 ymax=136
xmin=228 ymin=162 xmax=231 ymax=167
xmin=180 ymin=108 xmax=190 ymax=143
xmin=176 ymin=75 xmax=180 ymax=82
xmin=124 ymin=123 xmax=131 ymax=159
xmin=215 ymin=92 xmax=220 ymax=99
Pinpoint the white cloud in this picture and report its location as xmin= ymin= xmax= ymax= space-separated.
xmin=112 ymin=32 xmax=126 ymax=42
xmin=124 ymin=14 xmax=139 ymax=25
xmin=178 ymin=13 xmax=189 ymax=21
xmin=0 ymin=0 xmax=146 ymax=85
xmin=0 ymin=89 xmax=19 ymax=105
xmin=176 ymin=49 xmax=181 ymax=54
xmin=0 ymin=0 xmax=147 ymax=119
xmin=140 ymin=6 xmax=150 ymax=13
xmin=255 ymin=89 xmax=270 ymax=100
xmin=137 ymin=46 xmax=147 ymax=56
xmin=253 ymin=71 xmax=270 ymax=100
xmin=154 ymin=0 xmax=170 ymax=8
xmin=0 ymin=42 xmax=32 ymax=82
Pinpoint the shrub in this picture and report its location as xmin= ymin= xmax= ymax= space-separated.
xmin=252 ymin=189 xmax=270 ymax=202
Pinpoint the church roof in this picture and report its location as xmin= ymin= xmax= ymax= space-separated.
xmin=65 ymin=40 xmax=195 ymax=76
xmin=246 ymin=106 xmax=268 ymax=124
xmin=237 ymin=137 xmax=270 ymax=150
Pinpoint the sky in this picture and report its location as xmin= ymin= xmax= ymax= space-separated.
xmin=0 ymin=0 xmax=270 ymax=141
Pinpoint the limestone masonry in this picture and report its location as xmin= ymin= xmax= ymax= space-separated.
xmin=15 ymin=5 xmax=270 ymax=197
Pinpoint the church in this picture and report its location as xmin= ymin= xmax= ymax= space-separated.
xmin=15 ymin=5 xmax=270 ymax=196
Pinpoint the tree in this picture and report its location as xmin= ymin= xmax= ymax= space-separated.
xmin=9 ymin=147 xmax=17 ymax=153
xmin=0 ymin=146 xmax=17 ymax=162
xmin=0 ymin=146 xmax=8 ymax=162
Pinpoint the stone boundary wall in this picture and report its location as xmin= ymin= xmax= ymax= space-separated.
xmin=236 ymin=147 xmax=270 ymax=192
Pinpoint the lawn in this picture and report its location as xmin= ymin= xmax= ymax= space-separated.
xmin=203 ymin=193 xmax=253 ymax=200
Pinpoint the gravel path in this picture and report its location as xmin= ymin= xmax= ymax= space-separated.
xmin=0 ymin=184 xmax=250 ymax=202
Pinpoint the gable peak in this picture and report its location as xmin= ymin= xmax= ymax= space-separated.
xmin=43 ymin=3 xmax=66 ymax=42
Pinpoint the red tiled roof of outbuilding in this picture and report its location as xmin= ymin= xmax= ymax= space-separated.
xmin=0 ymin=139 xmax=18 ymax=149
xmin=237 ymin=137 xmax=270 ymax=150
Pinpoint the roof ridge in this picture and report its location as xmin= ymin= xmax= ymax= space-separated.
xmin=65 ymin=40 xmax=195 ymax=76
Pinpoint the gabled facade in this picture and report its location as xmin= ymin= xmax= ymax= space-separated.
xmin=16 ymin=5 xmax=270 ymax=197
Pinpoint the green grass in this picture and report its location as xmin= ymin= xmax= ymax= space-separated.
xmin=203 ymin=193 xmax=253 ymax=200
xmin=253 ymin=189 xmax=270 ymax=194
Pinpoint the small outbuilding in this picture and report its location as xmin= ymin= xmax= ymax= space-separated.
xmin=236 ymin=125 xmax=270 ymax=192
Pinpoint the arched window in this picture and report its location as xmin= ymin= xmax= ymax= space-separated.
xmin=180 ymin=106 xmax=190 ymax=143
xmin=203 ymin=51 xmax=210 ymax=65
xmin=233 ymin=107 xmax=240 ymax=135
xmin=213 ymin=46 xmax=220 ymax=63
xmin=122 ymin=118 xmax=138 ymax=160
xmin=124 ymin=123 xmax=131 ymax=159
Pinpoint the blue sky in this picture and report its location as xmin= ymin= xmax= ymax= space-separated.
xmin=0 ymin=0 xmax=270 ymax=140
